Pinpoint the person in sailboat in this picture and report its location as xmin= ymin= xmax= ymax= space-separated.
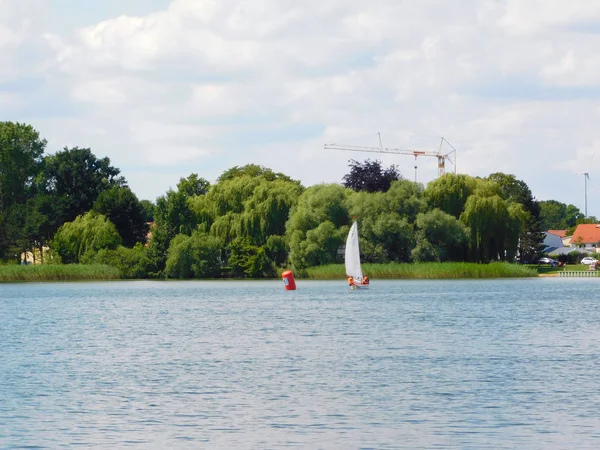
xmin=363 ymin=275 xmax=369 ymax=285
xmin=347 ymin=276 xmax=354 ymax=286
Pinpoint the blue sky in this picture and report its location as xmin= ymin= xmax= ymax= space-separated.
xmin=2 ymin=0 xmax=600 ymax=219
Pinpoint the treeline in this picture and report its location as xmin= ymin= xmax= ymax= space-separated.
xmin=0 ymin=121 xmax=591 ymax=278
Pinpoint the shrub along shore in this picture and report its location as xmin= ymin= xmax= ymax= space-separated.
xmin=0 ymin=262 xmax=539 ymax=282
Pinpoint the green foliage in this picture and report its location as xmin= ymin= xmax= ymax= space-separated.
xmin=93 ymin=186 xmax=149 ymax=247
xmin=81 ymin=243 xmax=150 ymax=279
xmin=52 ymin=212 xmax=122 ymax=264
xmin=286 ymin=184 xmax=350 ymax=268
xmin=0 ymin=122 xmax=47 ymax=259
xmin=189 ymin=174 xmax=303 ymax=250
xmin=151 ymin=189 xmax=196 ymax=274
xmin=228 ymin=236 xmax=275 ymax=278
xmin=37 ymin=146 xmax=125 ymax=226
xmin=384 ymin=179 xmax=426 ymax=223
xmin=411 ymin=239 xmax=439 ymax=262
xmin=217 ymin=163 xmax=300 ymax=184
xmin=368 ymin=213 xmax=415 ymax=262
xmin=177 ymin=173 xmax=210 ymax=196
xmin=0 ymin=121 xmax=46 ymax=210
xmin=165 ymin=230 xmax=222 ymax=279
xmin=414 ymin=209 xmax=469 ymax=261
xmin=460 ymin=194 xmax=512 ymax=262
xmin=487 ymin=172 xmax=540 ymax=217
xmin=424 ymin=173 xmax=478 ymax=218
xmin=289 ymin=220 xmax=345 ymax=268
xmin=264 ymin=235 xmax=288 ymax=267
xmin=139 ymin=200 xmax=156 ymax=222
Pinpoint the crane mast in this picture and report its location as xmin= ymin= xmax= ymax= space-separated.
xmin=324 ymin=133 xmax=457 ymax=180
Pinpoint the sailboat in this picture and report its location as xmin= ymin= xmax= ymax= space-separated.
xmin=345 ymin=220 xmax=369 ymax=289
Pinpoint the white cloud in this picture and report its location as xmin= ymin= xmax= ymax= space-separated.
xmin=3 ymin=0 xmax=600 ymax=216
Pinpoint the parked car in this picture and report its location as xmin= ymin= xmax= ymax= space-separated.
xmin=581 ymin=257 xmax=598 ymax=265
xmin=538 ymin=257 xmax=557 ymax=266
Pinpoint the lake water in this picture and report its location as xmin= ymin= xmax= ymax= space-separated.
xmin=1 ymin=278 xmax=600 ymax=449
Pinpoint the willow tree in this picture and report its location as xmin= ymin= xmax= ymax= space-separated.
xmin=189 ymin=174 xmax=304 ymax=247
xmin=52 ymin=212 xmax=121 ymax=264
xmin=460 ymin=194 xmax=510 ymax=262
xmin=286 ymin=183 xmax=350 ymax=269
xmin=459 ymin=179 xmax=525 ymax=263
xmin=345 ymin=186 xmax=417 ymax=263
xmin=413 ymin=209 xmax=470 ymax=262
xmin=165 ymin=230 xmax=222 ymax=279
xmin=424 ymin=173 xmax=478 ymax=218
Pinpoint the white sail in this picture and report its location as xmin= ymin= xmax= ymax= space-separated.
xmin=345 ymin=221 xmax=363 ymax=282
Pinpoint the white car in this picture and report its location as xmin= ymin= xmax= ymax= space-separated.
xmin=581 ymin=257 xmax=598 ymax=265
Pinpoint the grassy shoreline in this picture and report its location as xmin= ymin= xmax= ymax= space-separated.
xmin=0 ymin=261 xmax=576 ymax=282
xmin=0 ymin=264 xmax=121 ymax=282
xmin=306 ymin=262 xmax=538 ymax=279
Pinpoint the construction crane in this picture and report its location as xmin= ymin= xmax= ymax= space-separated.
xmin=324 ymin=133 xmax=457 ymax=181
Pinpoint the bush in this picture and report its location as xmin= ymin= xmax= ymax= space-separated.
xmin=81 ymin=243 xmax=150 ymax=279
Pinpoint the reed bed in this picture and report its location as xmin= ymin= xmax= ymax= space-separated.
xmin=306 ymin=262 xmax=538 ymax=279
xmin=0 ymin=264 xmax=121 ymax=282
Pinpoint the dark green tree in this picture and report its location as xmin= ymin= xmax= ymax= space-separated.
xmin=37 ymin=146 xmax=126 ymax=226
xmin=0 ymin=122 xmax=46 ymax=210
xmin=177 ymin=173 xmax=210 ymax=197
xmin=487 ymin=172 xmax=545 ymax=261
xmin=140 ymin=200 xmax=156 ymax=222
xmin=0 ymin=122 xmax=46 ymax=260
xmin=93 ymin=186 xmax=149 ymax=247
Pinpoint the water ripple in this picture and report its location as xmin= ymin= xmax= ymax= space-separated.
xmin=2 ymin=278 xmax=600 ymax=448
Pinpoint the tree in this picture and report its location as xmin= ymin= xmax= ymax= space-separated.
xmin=487 ymin=172 xmax=540 ymax=218
xmin=539 ymin=200 xmax=583 ymax=230
xmin=286 ymin=183 xmax=350 ymax=268
xmin=177 ymin=173 xmax=210 ymax=197
xmin=82 ymin=243 xmax=150 ymax=279
xmin=424 ymin=173 xmax=478 ymax=219
xmin=165 ymin=230 xmax=222 ymax=278
xmin=189 ymin=174 xmax=304 ymax=251
xmin=217 ymin=163 xmax=299 ymax=184
xmin=140 ymin=200 xmax=156 ymax=222
xmin=342 ymin=159 xmax=402 ymax=193
xmin=414 ymin=209 xmax=469 ymax=262
xmin=539 ymin=200 xmax=568 ymax=230
xmin=93 ymin=186 xmax=149 ymax=247
xmin=0 ymin=122 xmax=46 ymax=260
xmin=460 ymin=193 xmax=516 ymax=263
xmin=52 ymin=212 xmax=122 ymax=264
xmin=228 ymin=236 xmax=275 ymax=278
xmin=0 ymin=122 xmax=46 ymax=210
xmin=487 ymin=173 xmax=544 ymax=261
xmin=145 ymin=189 xmax=195 ymax=275
xmin=37 ymin=146 xmax=126 ymax=226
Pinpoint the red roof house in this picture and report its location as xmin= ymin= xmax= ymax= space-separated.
xmin=570 ymin=224 xmax=600 ymax=250
xmin=548 ymin=229 xmax=568 ymax=238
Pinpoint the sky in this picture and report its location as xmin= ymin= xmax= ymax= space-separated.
xmin=2 ymin=0 xmax=600 ymax=218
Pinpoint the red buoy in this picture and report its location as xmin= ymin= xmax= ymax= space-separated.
xmin=282 ymin=270 xmax=296 ymax=290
